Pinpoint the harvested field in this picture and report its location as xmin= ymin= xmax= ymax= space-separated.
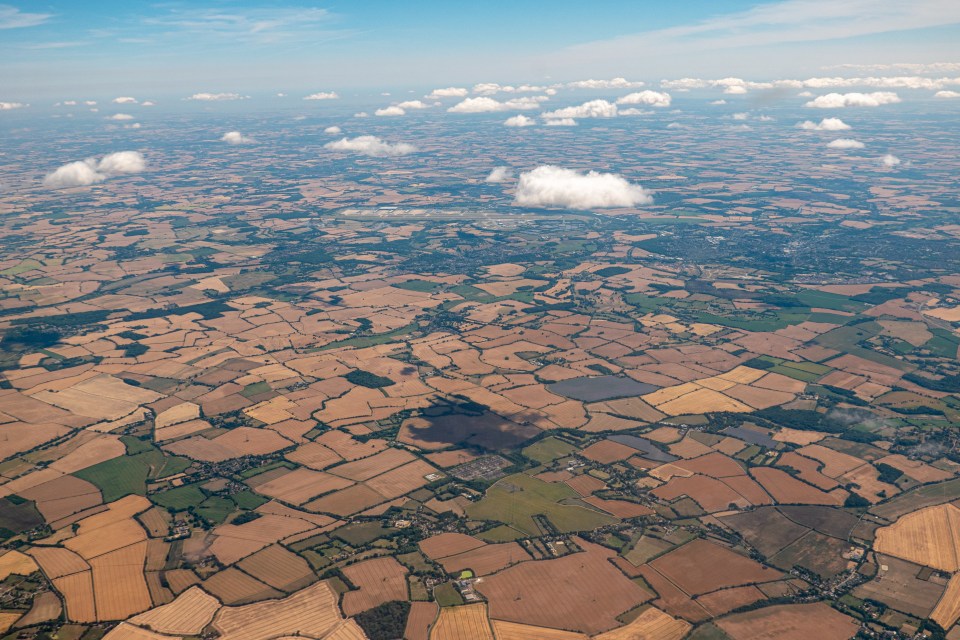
xmin=438 ymin=542 xmax=529 ymax=576
xmin=137 ymin=507 xmax=170 ymax=538
xmin=874 ymin=503 xmax=960 ymax=571
xmin=716 ymin=603 xmax=859 ymax=640
xmin=328 ymin=448 xmax=416 ymax=481
xmin=27 ymin=546 xmax=89 ymax=579
xmin=778 ymin=505 xmax=859 ymax=539
xmin=54 ymin=571 xmax=97 ymax=622
xmin=931 ymin=573 xmax=960 ymax=630
xmin=718 ymin=508 xmax=809 ymax=557
xmin=476 ymin=540 xmax=652 ymax=635
xmin=650 ymin=540 xmax=781 ymax=595
xmin=99 ymin=623 xmax=175 ymax=640
xmin=769 ymin=530 xmax=849 ymax=578
xmin=16 ymin=591 xmax=62 ymax=628
xmin=20 ymin=475 xmax=103 ymax=523
xmin=209 ymin=513 xmax=317 ymax=564
xmin=163 ymin=569 xmax=201 ymax=594
xmin=870 ymin=478 xmax=960 ymax=522
xmin=341 ymin=557 xmax=408 ymax=616
xmin=875 ymin=454 xmax=952 ymax=484
xmin=772 ymin=428 xmax=828 ymax=445
xmin=838 ymin=464 xmax=898 ymax=503
xmin=128 ymin=586 xmax=221 ymax=635
xmin=674 ymin=452 xmax=745 ymax=478
xmin=303 ymin=483 xmax=385 ymax=516
xmin=0 ymin=422 xmax=70 ymax=461
xmin=776 ymin=452 xmax=838 ymax=490
xmin=315 ymin=431 xmax=387 ymax=461
xmin=795 ymin=444 xmax=865 ymax=479
xmin=365 ymin=459 xmax=438 ymax=499
xmin=490 ymin=620 xmax=586 ymax=639
xmin=853 ymin=555 xmax=943 ymax=618
xmin=252 ymin=468 xmax=354 ymax=505
xmin=88 ymin=541 xmax=152 ymax=620
xmin=420 ymin=533 xmax=487 ymax=559
xmin=593 ymin=606 xmax=690 ymax=640
xmin=653 ymin=475 xmax=751 ymax=512
xmin=285 ymin=442 xmax=343 ymax=470
xmin=431 ymin=603 xmax=494 ymax=640
xmin=0 ymin=614 xmax=20 ymax=635
xmin=236 ymin=545 xmax=316 ymax=592
xmin=696 ymin=586 xmax=766 ymax=616
xmin=751 ymin=468 xmax=846 ymax=506
xmin=624 ymin=536 xmax=674 ymax=565
xmin=213 ymin=580 xmax=345 ymax=640
xmin=580 ymin=440 xmax=638 ymax=464
xmin=0 ymin=550 xmax=39 ymax=580
xmin=405 ymin=601 xmax=439 ymax=640
xmin=202 ymin=568 xmax=282 ymax=605
xmin=164 ymin=427 xmax=293 ymax=462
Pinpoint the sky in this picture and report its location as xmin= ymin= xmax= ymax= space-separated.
xmin=1 ymin=0 xmax=959 ymax=101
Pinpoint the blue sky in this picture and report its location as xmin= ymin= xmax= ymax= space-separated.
xmin=1 ymin=1 xmax=959 ymax=100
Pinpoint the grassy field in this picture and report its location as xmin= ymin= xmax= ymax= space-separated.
xmin=75 ymin=450 xmax=191 ymax=502
xmin=522 ymin=437 xmax=577 ymax=464
xmin=152 ymin=485 xmax=206 ymax=510
xmin=870 ymin=477 xmax=960 ymax=521
xmin=466 ymin=473 xmax=616 ymax=536
xmin=332 ymin=521 xmax=394 ymax=546
xmin=197 ymin=496 xmax=234 ymax=524
xmin=433 ymin=582 xmax=464 ymax=607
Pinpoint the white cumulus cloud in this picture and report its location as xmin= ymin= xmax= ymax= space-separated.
xmin=375 ymin=106 xmax=406 ymax=116
xmin=805 ymin=92 xmax=901 ymax=108
xmin=324 ymin=135 xmax=416 ymax=157
xmin=485 ymin=167 xmax=512 ymax=183
xmin=448 ymin=96 xmax=547 ymax=113
xmin=324 ymin=126 xmax=342 ymax=134
xmin=881 ymin=154 xmax=901 ymax=167
xmin=616 ymin=90 xmax=671 ymax=107
xmin=43 ymin=162 xmax=105 ymax=188
xmin=221 ymin=131 xmax=254 ymax=144
xmin=826 ymin=138 xmax=865 ymax=149
xmin=113 ymin=96 xmax=137 ymax=104
xmin=108 ymin=113 xmax=134 ymax=120
xmin=798 ymin=117 xmax=851 ymax=130
xmin=427 ymin=87 xmax=468 ymax=99
xmin=0 ymin=102 xmax=28 ymax=110
xmin=96 ymin=151 xmax=146 ymax=174
xmin=514 ymin=166 xmax=652 ymax=209
xmin=566 ymin=77 xmax=644 ymax=90
xmin=542 ymin=99 xmax=617 ymax=119
xmin=504 ymin=115 xmax=536 ymax=127
xmin=187 ymin=92 xmax=245 ymax=101
xmin=43 ymin=151 xmax=146 ymax=188
xmin=935 ymin=90 xmax=960 ymax=99
xmin=304 ymin=92 xmax=339 ymax=100
xmin=543 ymin=118 xmax=577 ymax=126
xmin=396 ymin=100 xmax=430 ymax=109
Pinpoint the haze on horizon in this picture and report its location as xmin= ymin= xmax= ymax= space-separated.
xmin=1 ymin=0 xmax=959 ymax=101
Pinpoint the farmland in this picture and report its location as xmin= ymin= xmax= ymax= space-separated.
xmin=2 ymin=86 xmax=960 ymax=640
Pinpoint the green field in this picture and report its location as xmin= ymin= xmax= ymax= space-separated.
xmin=197 ymin=496 xmax=234 ymax=524
xmin=75 ymin=449 xmax=191 ymax=502
xmin=522 ymin=437 xmax=577 ymax=464
xmin=433 ymin=582 xmax=464 ymax=607
xmin=152 ymin=485 xmax=206 ymax=510
xmin=466 ymin=473 xmax=616 ymax=536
